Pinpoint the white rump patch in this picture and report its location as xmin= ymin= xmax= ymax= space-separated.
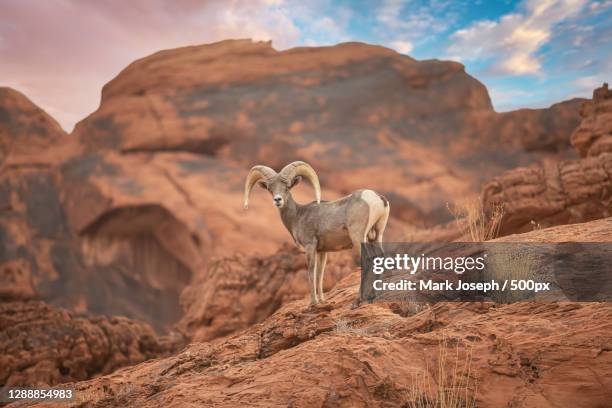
xmin=360 ymin=190 xmax=385 ymax=241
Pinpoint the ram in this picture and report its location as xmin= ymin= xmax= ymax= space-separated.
xmin=244 ymin=161 xmax=390 ymax=305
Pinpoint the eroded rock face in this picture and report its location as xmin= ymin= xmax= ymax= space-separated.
xmin=179 ymin=244 xmax=355 ymax=342
xmin=571 ymin=83 xmax=612 ymax=157
xmin=0 ymin=301 xmax=181 ymax=388
xmin=0 ymin=87 xmax=355 ymax=337
xmin=25 ymin=219 xmax=611 ymax=408
xmin=0 ymin=41 xmax=591 ymax=343
xmin=0 ymin=90 xmax=204 ymax=332
xmin=482 ymin=153 xmax=612 ymax=235
xmin=481 ymin=84 xmax=612 ymax=235
xmin=71 ymin=39 xmax=584 ymax=225
xmin=0 ymin=87 xmax=74 ymax=167
xmin=498 ymin=98 xmax=585 ymax=154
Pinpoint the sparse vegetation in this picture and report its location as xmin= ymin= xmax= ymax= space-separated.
xmin=403 ymin=336 xmax=477 ymax=408
xmin=448 ymin=198 xmax=504 ymax=242
xmin=484 ymin=245 xmax=538 ymax=303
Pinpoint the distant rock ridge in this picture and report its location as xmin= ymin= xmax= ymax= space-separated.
xmin=571 ymin=82 xmax=612 ymax=157
xmin=0 ymin=87 xmax=73 ymax=167
xmin=482 ymin=83 xmax=611 ymax=234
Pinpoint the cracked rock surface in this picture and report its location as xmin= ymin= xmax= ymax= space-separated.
xmin=0 ymin=301 xmax=181 ymax=388
xmin=15 ymin=219 xmax=612 ymax=408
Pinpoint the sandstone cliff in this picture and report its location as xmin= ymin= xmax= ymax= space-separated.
xmin=482 ymin=84 xmax=611 ymax=235
xmin=71 ymin=39 xmax=585 ymax=227
xmin=571 ymin=82 xmax=612 ymax=157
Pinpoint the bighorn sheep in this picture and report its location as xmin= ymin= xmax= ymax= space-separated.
xmin=244 ymin=161 xmax=390 ymax=305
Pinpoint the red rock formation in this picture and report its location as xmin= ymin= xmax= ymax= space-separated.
xmin=482 ymin=84 xmax=612 ymax=235
xmin=0 ymin=300 xmax=181 ymax=388
xmin=0 ymin=41 xmax=590 ymax=341
xmin=22 ymin=219 xmax=611 ymax=408
xmin=482 ymin=153 xmax=611 ymax=235
xmin=498 ymin=98 xmax=586 ymax=154
xmin=179 ymin=244 xmax=355 ymax=342
xmin=71 ymin=39 xmax=585 ymax=226
xmin=571 ymin=83 xmax=612 ymax=157
xmin=0 ymin=89 xmax=202 ymax=332
xmin=0 ymin=87 xmax=75 ymax=168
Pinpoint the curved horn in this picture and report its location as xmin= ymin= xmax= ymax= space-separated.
xmin=279 ymin=161 xmax=321 ymax=204
xmin=244 ymin=165 xmax=276 ymax=209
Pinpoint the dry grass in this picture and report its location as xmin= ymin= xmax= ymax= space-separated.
xmin=404 ymin=336 xmax=477 ymax=408
xmin=484 ymin=246 xmax=538 ymax=303
xmin=448 ymin=198 xmax=504 ymax=242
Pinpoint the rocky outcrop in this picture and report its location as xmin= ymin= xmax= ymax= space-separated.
xmin=482 ymin=153 xmax=611 ymax=235
xmin=493 ymin=216 xmax=612 ymax=242
xmin=571 ymin=83 xmax=612 ymax=157
xmin=0 ymin=89 xmax=201 ymax=332
xmin=482 ymin=84 xmax=611 ymax=235
xmin=498 ymin=98 xmax=585 ymax=154
xmin=0 ymin=85 xmax=357 ymax=337
xmin=0 ymin=88 xmax=75 ymax=168
xmin=179 ymin=245 xmax=355 ymax=342
xmin=71 ymin=39 xmax=584 ymax=226
xmin=0 ymin=301 xmax=181 ymax=388
xmin=20 ymin=219 xmax=611 ymax=408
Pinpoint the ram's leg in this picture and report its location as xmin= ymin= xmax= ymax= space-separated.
xmin=305 ymin=244 xmax=319 ymax=305
xmin=316 ymin=252 xmax=328 ymax=302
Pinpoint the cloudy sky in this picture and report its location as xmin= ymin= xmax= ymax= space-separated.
xmin=1 ymin=0 xmax=610 ymax=131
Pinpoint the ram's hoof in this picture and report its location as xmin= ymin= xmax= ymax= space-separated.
xmin=350 ymin=299 xmax=362 ymax=309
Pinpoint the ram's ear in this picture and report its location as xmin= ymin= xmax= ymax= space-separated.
xmin=289 ymin=175 xmax=302 ymax=189
xmin=257 ymin=181 xmax=268 ymax=190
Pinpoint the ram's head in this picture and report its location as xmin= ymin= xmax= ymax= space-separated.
xmin=243 ymin=161 xmax=321 ymax=209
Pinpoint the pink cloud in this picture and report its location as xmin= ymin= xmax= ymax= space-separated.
xmin=0 ymin=0 xmax=300 ymax=131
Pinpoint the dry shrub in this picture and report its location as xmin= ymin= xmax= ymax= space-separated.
xmin=484 ymin=246 xmax=538 ymax=303
xmin=404 ymin=336 xmax=477 ymax=408
xmin=448 ymin=198 xmax=504 ymax=242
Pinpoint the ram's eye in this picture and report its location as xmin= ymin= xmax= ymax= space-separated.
xmin=258 ymin=181 xmax=268 ymax=190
